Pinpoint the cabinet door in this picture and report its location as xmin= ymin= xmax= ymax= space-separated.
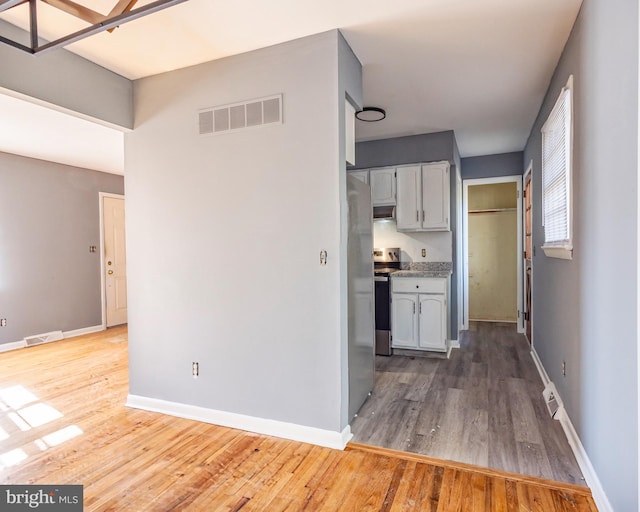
xmin=391 ymin=293 xmax=418 ymax=348
xmin=349 ymin=170 xmax=369 ymax=185
xmin=395 ymin=165 xmax=422 ymax=231
xmin=418 ymin=294 xmax=447 ymax=351
xmin=421 ymin=163 xmax=450 ymax=230
xmin=370 ymin=168 xmax=396 ymax=206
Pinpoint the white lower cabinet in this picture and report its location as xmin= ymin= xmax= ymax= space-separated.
xmin=418 ymin=294 xmax=447 ymax=351
xmin=390 ymin=294 xmax=418 ymax=348
xmin=391 ymin=277 xmax=448 ymax=352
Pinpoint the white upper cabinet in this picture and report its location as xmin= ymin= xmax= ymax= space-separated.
xmin=421 ymin=162 xmax=450 ymax=230
xmin=349 ymin=170 xmax=369 ymax=185
xmin=369 ymin=167 xmax=396 ymax=206
xmin=395 ymin=165 xmax=422 ymax=230
xmin=396 ymin=162 xmax=450 ymax=231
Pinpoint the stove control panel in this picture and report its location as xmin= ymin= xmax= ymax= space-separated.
xmin=373 ymin=247 xmax=400 ymax=263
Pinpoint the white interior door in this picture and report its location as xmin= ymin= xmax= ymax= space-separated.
xmin=103 ymin=196 xmax=127 ymax=327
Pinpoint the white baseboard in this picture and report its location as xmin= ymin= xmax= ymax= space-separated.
xmin=63 ymin=325 xmax=105 ymax=339
xmin=126 ymin=394 xmax=353 ymax=450
xmin=556 ymin=407 xmax=613 ymax=512
xmin=530 ymin=346 xmax=551 ymax=386
xmin=0 ymin=324 xmax=105 ymax=354
xmin=530 ymin=348 xmax=613 ymax=512
xmin=449 ymin=339 xmax=460 ymax=349
xmin=0 ymin=340 xmax=26 ymax=353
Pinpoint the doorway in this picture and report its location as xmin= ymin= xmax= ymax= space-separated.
xmin=463 ymin=176 xmax=523 ymax=331
xmin=523 ymin=163 xmax=533 ymax=343
xmin=100 ymin=193 xmax=127 ymax=327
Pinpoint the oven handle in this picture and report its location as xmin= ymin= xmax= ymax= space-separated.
xmin=374 ymin=276 xmax=389 ymax=282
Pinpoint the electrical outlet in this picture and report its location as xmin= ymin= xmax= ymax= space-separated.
xmin=192 ymin=361 xmax=199 ymax=378
xmin=421 ymin=248 xmax=426 ymax=258
xmin=562 ymin=360 xmax=566 ymax=377
xmin=0 ymin=318 xmax=6 ymax=327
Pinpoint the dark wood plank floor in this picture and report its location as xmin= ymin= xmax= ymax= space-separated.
xmin=350 ymin=321 xmax=585 ymax=485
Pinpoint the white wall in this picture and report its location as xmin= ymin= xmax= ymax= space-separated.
xmin=126 ymin=31 xmax=357 ymax=435
xmin=373 ymin=221 xmax=452 ymax=262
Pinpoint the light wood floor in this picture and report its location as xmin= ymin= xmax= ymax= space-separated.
xmin=351 ymin=322 xmax=585 ymax=485
xmin=0 ymin=326 xmax=596 ymax=511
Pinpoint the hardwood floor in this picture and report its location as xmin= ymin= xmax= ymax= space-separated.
xmin=0 ymin=326 xmax=596 ymax=511
xmin=351 ymin=322 xmax=585 ymax=486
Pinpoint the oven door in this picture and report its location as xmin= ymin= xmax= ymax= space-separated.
xmin=374 ymin=275 xmax=392 ymax=355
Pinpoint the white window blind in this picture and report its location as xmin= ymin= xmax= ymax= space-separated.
xmin=541 ymin=76 xmax=573 ymax=258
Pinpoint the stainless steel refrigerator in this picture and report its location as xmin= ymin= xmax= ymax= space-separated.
xmin=347 ymin=175 xmax=375 ymax=420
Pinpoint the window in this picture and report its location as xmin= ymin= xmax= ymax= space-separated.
xmin=541 ymin=75 xmax=573 ymax=260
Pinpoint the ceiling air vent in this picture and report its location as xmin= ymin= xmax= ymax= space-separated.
xmin=198 ymin=94 xmax=282 ymax=136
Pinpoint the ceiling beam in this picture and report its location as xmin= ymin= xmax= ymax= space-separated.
xmin=0 ymin=0 xmax=27 ymax=13
xmin=40 ymin=0 xmax=105 ymax=25
xmin=107 ymin=0 xmax=139 ymax=33
xmin=34 ymin=0 xmax=189 ymax=55
xmin=108 ymin=0 xmax=139 ymax=17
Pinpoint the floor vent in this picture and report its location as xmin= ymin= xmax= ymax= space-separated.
xmin=24 ymin=330 xmax=63 ymax=347
xmin=198 ymin=94 xmax=282 ymax=135
xmin=543 ymin=384 xmax=560 ymax=419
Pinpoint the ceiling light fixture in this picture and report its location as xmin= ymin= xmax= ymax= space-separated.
xmin=355 ymin=107 xmax=386 ymax=122
xmin=0 ymin=0 xmax=188 ymax=55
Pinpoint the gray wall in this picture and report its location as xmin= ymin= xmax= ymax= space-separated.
xmin=0 ymin=20 xmax=133 ymax=129
xmin=352 ymin=131 xmax=459 ymax=341
xmin=523 ymin=0 xmax=638 ymax=509
xmin=0 ymin=151 xmax=124 ymax=344
xmin=461 ymin=152 xmax=524 ymax=179
xmin=350 ymin=131 xmax=455 ymax=170
xmin=126 ymin=31 xmax=359 ymax=433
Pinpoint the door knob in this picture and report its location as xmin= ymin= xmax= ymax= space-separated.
xmin=108 ymin=270 xmax=114 ymax=275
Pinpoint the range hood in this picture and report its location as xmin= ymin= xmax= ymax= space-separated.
xmin=373 ymin=205 xmax=395 ymax=220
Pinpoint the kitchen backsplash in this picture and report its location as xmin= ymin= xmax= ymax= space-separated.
xmin=400 ymin=261 xmax=453 ymax=271
xmin=373 ymin=220 xmax=452 ymax=262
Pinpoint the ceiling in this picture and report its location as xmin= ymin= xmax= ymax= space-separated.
xmin=0 ymin=90 xmax=124 ymax=173
xmin=0 ymin=0 xmax=582 ymax=173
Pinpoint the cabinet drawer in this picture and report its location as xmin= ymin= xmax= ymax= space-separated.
xmin=392 ymin=277 xmax=446 ymax=294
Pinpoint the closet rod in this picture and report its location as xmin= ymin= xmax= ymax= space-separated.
xmin=468 ymin=208 xmax=517 ymax=214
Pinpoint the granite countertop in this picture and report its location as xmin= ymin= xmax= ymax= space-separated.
xmin=392 ymin=261 xmax=452 ymax=279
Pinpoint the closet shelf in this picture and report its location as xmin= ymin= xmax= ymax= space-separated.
xmin=468 ymin=208 xmax=517 ymax=214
